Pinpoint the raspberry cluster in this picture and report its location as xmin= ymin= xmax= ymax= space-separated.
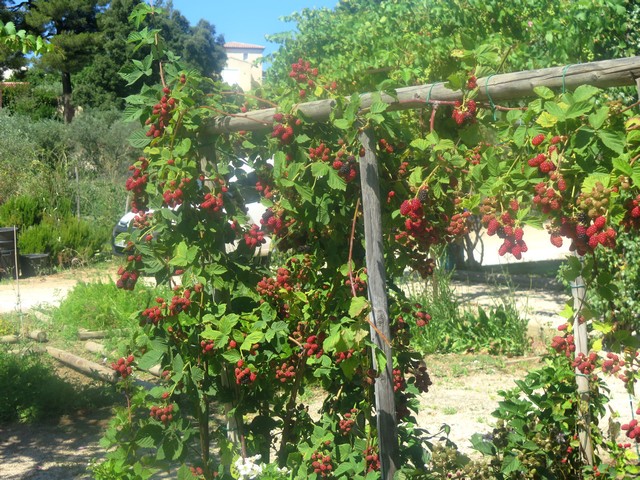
xmin=146 ymin=87 xmax=177 ymax=138
xmin=200 ymin=339 xmax=215 ymax=355
xmin=557 ymin=215 xmax=616 ymax=254
xmin=111 ymin=355 xmax=135 ymax=379
xmin=260 ymin=208 xmax=291 ymax=238
xmin=345 ymin=269 xmax=367 ymax=294
xmin=364 ymin=446 xmax=381 ymax=472
xmin=571 ymin=352 xmax=598 ymax=375
xmin=339 ymin=409 xmax=357 ymax=435
xmin=141 ymin=305 xmax=164 ymax=326
xmin=551 ymin=333 xmax=576 ymax=358
xmin=189 ymin=466 xmax=205 ymax=479
xmin=467 ymin=75 xmax=477 ymax=90
xmin=303 ymin=334 xmax=325 ymax=358
xmin=132 ymin=211 xmax=152 ymax=230
xmin=333 ymin=153 xmax=358 ymax=182
xmin=288 ymin=58 xmax=318 ymax=98
xmin=116 ymin=265 xmax=139 ymax=290
xmin=169 ymin=289 xmax=192 ymax=316
xmin=149 ymin=403 xmax=175 ymax=424
xmin=162 ymin=177 xmax=191 ymax=208
xmin=533 ymin=182 xmax=563 ymax=213
xmin=272 ymin=113 xmax=302 ymax=146
xmin=310 ymin=450 xmax=334 ymax=477
xmin=335 ymin=348 xmax=354 ymax=364
xmin=275 ymin=361 xmax=296 ymax=383
xmin=378 ymin=138 xmax=394 ymax=154
xmin=622 ymin=194 xmax=640 ymax=231
xmin=125 ymin=157 xmax=150 ymax=212
xmin=396 ymin=198 xmax=442 ymax=253
xmin=621 ymin=412 xmax=640 ymax=443
xmin=452 ymin=99 xmax=477 ymax=126
xmin=485 ymin=210 xmax=528 ymax=260
xmin=445 ymin=211 xmax=471 ymax=236
xmin=201 ymin=192 xmax=224 ymax=213
xmin=235 ymin=359 xmax=257 ymax=385
xmin=244 ymin=224 xmax=266 ymax=248
xmin=393 ymin=368 xmax=406 ymax=392
xmin=414 ymin=309 xmax=431 ymax=327
xmin=414 ymin=364 xmax=432 ymax=393
xmin=602 ymin=352 xmax=625 ymax=374
xmin=255 ymin=180 xmax=273 ymax=199
xmin=309 ymin=142 xmax=331 ymax=161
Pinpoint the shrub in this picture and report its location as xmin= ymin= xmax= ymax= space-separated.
xmin=57 ymin=216 xmax=109 ymax=264
xmin=16 ymin=223 xmax=56 ymax=254
xmin=0 ymin=195 xmax=43 ymax=228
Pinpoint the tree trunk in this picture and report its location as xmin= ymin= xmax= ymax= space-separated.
xmin=61 ymin=71 xmax=74 ymax=123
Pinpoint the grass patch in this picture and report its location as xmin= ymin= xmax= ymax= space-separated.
xmin=400 ymin=270 xmax=530 ymax=356
xmin=0 ymin=347 xmax=118 ymax=423
xmin=47 ymin=280 xmax=169 ymax=339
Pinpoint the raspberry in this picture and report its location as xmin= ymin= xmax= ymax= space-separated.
xmin=531 ymin=134 xmax=545 ymax=146
xmin=514 ymin=227 xmax=524 ymax=241
xmin=417 ymin=188 xmax=429 ymax=204
xmin=550 ymin=234 xmax=563 ymax=247
xmin=594 ymin=216 xmax=606 ymax=229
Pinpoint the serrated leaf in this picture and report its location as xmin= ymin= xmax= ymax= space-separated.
xmin=545 ymin=102 xmax=566 ymax=121
xmin=222 ymin=349 xmax=241 ymax=363
xmin=295 ymin=184 xmax=314 ymax=203
xmin=348 ymin=296 xmax=369 ymax=318
xmin=533 ymin=86 xmax=555 ymax=100
xmin=536 ymin=112 xmax=557 ymax=128
xmin=612 ymin=157 xmax=633 ymax=176
xmin=311 ymin=162 xmax=330 ymax=177
xmin=573 ymin=84 xmax=601 ymax=102
xmin=410 ymin=138 xmax=430 ymax=151
xmin=241 ymin=331 xmax=264 ymax=350
xmin=128 ymin=128 xmax=151 ymax=148
xmin=370 ymin=100 xmax=388 ymax=114
xmin=408 ymin=166 xmax=423 ymax=187
xmin=333 ymin=118 xmax=352 ymax=130
xmin=327 ymin=169 xmax=347 ymax=190
xmin=138 ymin=347 xmax=165 ymax=371
xmin=589 ymin=106 xmax=609 ymax=130
xmin=565 ymin=101 xmax=593 ymax=119
xmin=597 ymin=130 xmax=625 ymax=154
xmin=177 ymin=464 xmax=197 ymax=480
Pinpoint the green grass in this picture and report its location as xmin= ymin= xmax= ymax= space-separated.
xmin=47 ymin=280 xmax=170 ymax=340
xmin=0 ymin=347 xmax=118 ymax=423
xmin=400 ymin=270 xmax=530 ymax=356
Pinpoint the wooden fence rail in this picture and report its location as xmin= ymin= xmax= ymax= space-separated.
xmin=207 ymin=55 xmax=640 ymax=134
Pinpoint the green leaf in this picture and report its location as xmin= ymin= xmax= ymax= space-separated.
xmin=471 ymin=433 xmax=497 ymax=456
xmin=536 ymin=112 xmax=557 ymax=128
xmin=222 ymin=349 xmax=241 ymax=363
xmin=327 ymin=169 xmax=347 ymax=191
xmin=544 ymin=102 xmax=566 ymax=121
xmin=533 ymin=86 xmax=555 ymax=100
xmin=295 ymin=184 xmax=314 ymax=203
xmin=370 ymin=100 xmax=388 ymax=114
xmin=241 ymin=331 xmax=264 ymax=350
xmin=311 ymin=162 xmax=330 ymax=177
xmin=597 ymin=130 xmax=625 ymax=154
xmin=565 ymin=101 xmax=593 ymax=119
xmin=612 ymin=157 xmax=633 ymax=176
xmin=138 ymin=346 xmax=165 ymax=371
xmin=410 ymin=138 xmax=430 ymax=151
xmin=177 ymin=465 xmax=197 ymax=480
xmin=349 ymin=296 xmax=369 ymax=318
xmin=129 ymin=129 xmax=151 ymax=148
xmin=588 ymin=106 xmax=609 ymax=130
xmin=573 ymin=84 xmax=601 ymax=102
xmin=333 ymin=118 xmax=352 ymax=130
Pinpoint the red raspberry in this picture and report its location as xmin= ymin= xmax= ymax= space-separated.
xmin=531 ymin=134 xmax=545 ymax=146
xmin=550 ymin=234 xmax=563 ymax=247
xmin=594 ymin=216 xmax=606 ymax=230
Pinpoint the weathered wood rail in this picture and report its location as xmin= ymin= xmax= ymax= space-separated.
xmin=207 ymin=55 xmax=640 ymax=134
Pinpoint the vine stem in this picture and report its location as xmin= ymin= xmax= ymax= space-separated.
xmin=429 ymin=104 xmax=438 ymax=132
xmin=277 ymin=354 xmax=306 ymax=466
xmin=347 ymin=197 xmax=361 ymax=298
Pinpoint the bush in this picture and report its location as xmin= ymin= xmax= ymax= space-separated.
xmin=16 ymin=223 xmax=55 ymax=254
xmin=57 ymin=216 xmax=109 ymax=263
xmin=0 ymin=195 xmax=43 ymax=228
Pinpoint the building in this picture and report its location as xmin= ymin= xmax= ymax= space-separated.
xmin=221 ymin=42 xmax=265 ymax=92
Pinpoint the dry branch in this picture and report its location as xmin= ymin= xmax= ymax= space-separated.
xmin=27 ymin=330 xmax=47 ymax=342
xmin=78 ymin=329 xmax=126 ymax=340
xmin=0 ymin=334 xmax=19 ymax=344
xmin=206 ymin=55 xmax=640 ymax=134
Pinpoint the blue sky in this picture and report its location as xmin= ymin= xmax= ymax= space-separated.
xmin=170 ymin=1 xmax=339 ymax=56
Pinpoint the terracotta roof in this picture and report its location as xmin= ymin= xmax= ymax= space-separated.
xmin=224 ymin=42 xmax=265 ymax=50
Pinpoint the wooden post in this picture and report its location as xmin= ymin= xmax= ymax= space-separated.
xmin=358 ymin=127 xmax=398 ymax=478
xmin=571 ymin=255 xmax=593 ymax=466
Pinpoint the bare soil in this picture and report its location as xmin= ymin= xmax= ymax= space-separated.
xmin=0 ymin=267 xmax=635 ymax=478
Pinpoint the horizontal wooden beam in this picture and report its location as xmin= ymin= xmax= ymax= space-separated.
xmin=206 ymin=56 xmax=640 ymax=134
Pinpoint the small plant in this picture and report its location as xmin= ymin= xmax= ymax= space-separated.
xmin=17 ymin=223 xmax=56 ymax=254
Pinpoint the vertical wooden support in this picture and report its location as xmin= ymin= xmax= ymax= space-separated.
xmin=571 ymin=255 xmax=594 ymax=466
xmin=358 ymin=127 xmax=398 ymax=478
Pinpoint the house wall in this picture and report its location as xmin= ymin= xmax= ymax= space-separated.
xmin=221 ymin=45 xmax=264 ymax=91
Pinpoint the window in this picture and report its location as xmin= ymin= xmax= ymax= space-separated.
xmin=243 ymin=52 xmax=249 ymax=61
